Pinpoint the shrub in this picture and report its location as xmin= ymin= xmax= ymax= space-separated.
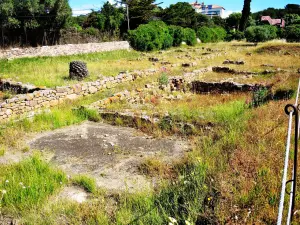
xmin=197 ymin=26 xmax=213 ymax=43
xmin=128 ymin=21 xmax=173 ymax=51
xmin=245 ymin=25 xmax=277 ymax=42
xmin=168 ymin=25 xmax=185 ymax=46
xmin=285 ymin=25 xmax=300 ymax=42
xmin=158 ymin=73 xmax=169 ymax=86
xmin=183 ymin=28 xmax=197 ymax=46
xmin=212 ymin=27 xmax=227 ymax=42
xmin=196 ymin=26 xmax=226 ymax=43
xmin=252 ymin=87 xmax=270 ymax=107
xmin=82 ymin=27 xmax=99 ymax=36
xmin=226 ymin=30 xmax=245 ymax=41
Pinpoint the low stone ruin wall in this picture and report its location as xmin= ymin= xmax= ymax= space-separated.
xmin=0 ymin=79 xmax=45 ymax=94
xmin=0 ymin=69 xmax=157 ymax=120
xmin=190 ymin=81 xmax=270 ymax=94
xmin=94 ymin=110 xmax=211 ymax=135
xmin=212 ymin=66 xmax=258 ymax=75
xmin=0 ymin=41 xmax=130 ymax=59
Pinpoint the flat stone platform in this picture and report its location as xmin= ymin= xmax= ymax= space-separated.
xmin=29 ymin=122 xmax=189 ymax=191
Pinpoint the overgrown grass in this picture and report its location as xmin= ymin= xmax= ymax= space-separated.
xmin=0 ymin=50 xmax=152 ymax=87
xmin=115 ymin=162 xmax=209 ymax=225
xmin=72 ymin=175 xmax=97 ymax=194
xmin=0 ymin=42 xmax=299 ymax=224
xmin=0 ymin=154 xmax=66 ymax=213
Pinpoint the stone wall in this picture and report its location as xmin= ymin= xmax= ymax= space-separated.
xmin=0 ymin=69 xmax=157 ymax=120
xmin=0 ymin=41 xmax=130 ymax=59
xmin=0 ymin=79 xmax=45 ymax=94
xmin=190 ymin=81 xmax=269 ymax=94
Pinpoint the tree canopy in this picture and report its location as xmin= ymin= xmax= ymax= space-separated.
xmin=0 ymin=0 xmax=71 ymax=46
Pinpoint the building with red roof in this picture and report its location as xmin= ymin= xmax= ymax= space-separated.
xmin=261 ymin=16 xmax=285 ymax=28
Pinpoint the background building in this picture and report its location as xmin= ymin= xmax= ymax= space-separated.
xmin=191 ymin=1 xmax=225 ymax=18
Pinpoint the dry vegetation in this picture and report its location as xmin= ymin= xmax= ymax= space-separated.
xmin=0 ymin=41 xmax=300 ymax=224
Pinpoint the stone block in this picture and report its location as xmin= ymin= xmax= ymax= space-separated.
xmin=89 ymin=86 xmax=97 ymax=94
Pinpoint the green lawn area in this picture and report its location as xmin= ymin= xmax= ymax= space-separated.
xmin=0 ymin=50 xmax=153 ymax=87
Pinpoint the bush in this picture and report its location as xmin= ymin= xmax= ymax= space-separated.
xmin=226 ymin=30 xmax=245 ymax=41
xmin=183 ymin=28 xmax=197 ymax=46
xmin=128 ymin=21 xmax=173 ymax=51
xmin=197 ymin=26 xmax=213 ymax=43
xmin=158 ymin=73 xmax=169 ymax=86
xmin=168 ymin=25 xmax=185 ymax=46
xmin=285 ymin=25 xmax=300 ymax=42
xmin=212 ymin=27 xmax=227 ymax=42
xmin=82 ymin=27 xmax=100 ymax=36
xmin=245 ymin=25 xmax=277 ymax=42
xmin=196 ymin=26 xmax=226 ymax=43
xmin=252 ymin=87 xmax=270 ymax=107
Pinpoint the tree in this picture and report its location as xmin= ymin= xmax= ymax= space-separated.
xmin=212 ymin=17 xmax=226 ymax=28
xmin=0 ymin=0 xmax=19 ymax=46
xmin=0 ymin=0 xmax=72 ymax=46
xmin=162 ymin=2 xmax=198 ymax=28
xmin=284 ymin=14 xmax=300 ymax=26
xmin=285 ymin=4 xmax=300 ymax=15
xmin=226 ymin=13 xmax=242 ymax=29
xmin=101 ymin=1 xmax=124 ymax=33
xmin=239 ymin=0 xmax=252 ymax=31
xmin=119 ymin=0 xmax=156 ymax=30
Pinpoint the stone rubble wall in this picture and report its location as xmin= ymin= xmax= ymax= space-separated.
xmin=0 ymin=41 xmax=130 ymax=59
xmin=96 ymin=110 xmax=208 ymax=135
xmin=0 ymin=79 xmax=45 ymax=94
xmin=0 ymin=69 xmax=157 ymax=121
xmin=190 ymin=81 xmax=270 ymax=94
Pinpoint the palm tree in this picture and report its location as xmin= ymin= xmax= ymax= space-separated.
xmin=239 ymin=0 xmax=252 ymax=31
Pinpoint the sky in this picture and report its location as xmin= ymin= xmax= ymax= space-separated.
xmin=70 ymin=0 xmax=300 ymax=17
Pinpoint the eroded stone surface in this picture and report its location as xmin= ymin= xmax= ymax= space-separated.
xmin=29 ymin=122 xmax=189 ymax=192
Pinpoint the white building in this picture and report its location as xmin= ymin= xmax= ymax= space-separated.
xmin=191 ymin=1 xmax=225 ymax=18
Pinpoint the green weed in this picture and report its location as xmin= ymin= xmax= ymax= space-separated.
xmin=0 ymin=154 xmax=66 ymax=213
xmin=72 ymin=175 xmax=97 ymax=194
xmin=158 ymin=73 xmax=169 ymax=86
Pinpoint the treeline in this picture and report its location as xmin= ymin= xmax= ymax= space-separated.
xmin=0 ymin=1 xmax=299 ymax=48
xmin=0 ymin=0 xmax=71 ymax=47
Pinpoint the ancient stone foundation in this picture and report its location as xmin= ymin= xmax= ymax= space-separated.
xmin=0 ymin=79 xmax=44 ymax=94
xmin=190 ymin=81 xmax=269 ymax=94
xmin=0 ymin=69 xmax=157 ymax=120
